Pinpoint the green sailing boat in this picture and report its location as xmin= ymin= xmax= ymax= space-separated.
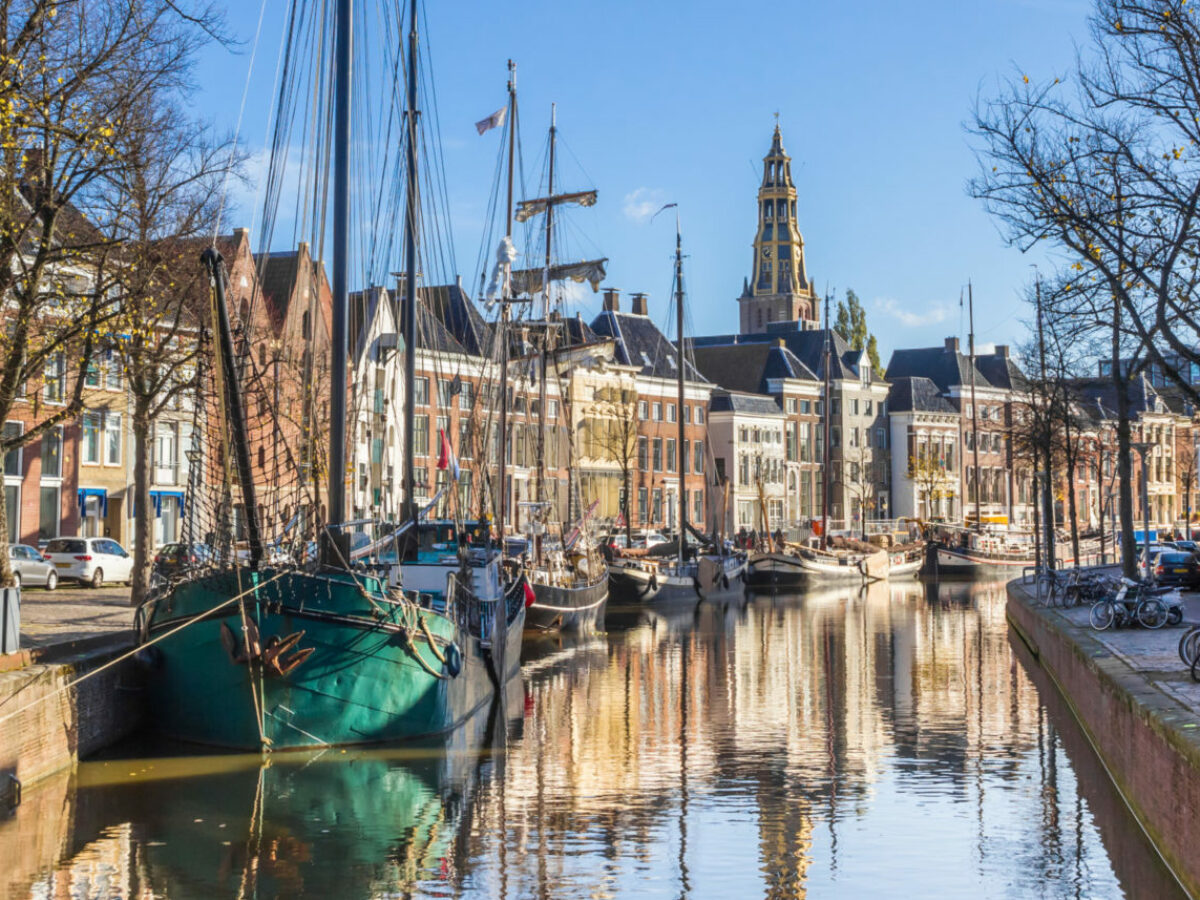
xmin=138 ymin=0 xmax=523 ymax=751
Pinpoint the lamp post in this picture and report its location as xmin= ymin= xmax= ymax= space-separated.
xmin=1132 ymin=441 xmax=1154 ymax=582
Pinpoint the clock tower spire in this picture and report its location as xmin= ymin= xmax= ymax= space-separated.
xmin=738 ymin=124 xmax=819 ymax=333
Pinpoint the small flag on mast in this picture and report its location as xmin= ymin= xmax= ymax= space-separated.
xmin=475 ymin=106 xmax=507 ymax=135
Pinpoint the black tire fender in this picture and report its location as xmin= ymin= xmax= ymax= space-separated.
xmin=444 ymin=641 xmax=462 ymax=677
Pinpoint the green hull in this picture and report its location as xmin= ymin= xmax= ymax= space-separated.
xmin=143 ymin=569 xmax=522 ymax=750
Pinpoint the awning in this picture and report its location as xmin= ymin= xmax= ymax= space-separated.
xmin=77 ymin=488 xmax=107 ymax=518
xmin=150 ymin=490 xmax=187 ymax=519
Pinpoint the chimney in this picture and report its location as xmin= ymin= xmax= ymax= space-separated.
xmin=994 ymin=344 xmax=1009 ymax=359
xmin=233 ymin=227 xmax=249 ymax=244
xmin=944 ymin=336 xmax=960 ymax=353
xmin=603 ymin=288 xmax=620 ymax=312
xmin=631 ymin=292 xmax=649 ymax=316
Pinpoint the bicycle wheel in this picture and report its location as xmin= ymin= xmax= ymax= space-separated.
xmin=1179 ymin=627 xmax=1200 ymax=665
xmin=1090 ymin=600 xmax=1116 ymax=631
xmin=1137 ymin=598 xmax=1167 ymax=629
xmin=1192 ymin=650 xmax=1200 ymax=683
xmin=1168 ymin=606 xmax=1184 ymax=627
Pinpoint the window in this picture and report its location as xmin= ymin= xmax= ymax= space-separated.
xmin=459 ymin=383 xmax=473 ymax=411
xmin=4 ymin=485 xmax=16 ymax=542
xmin=667 ymin=403 xmax=676 ymax=423
xmin=696 ymin=408 xmax=704 ymax=425
xmin=666 ymin=438 xmax=677 ymax=473
xmin=638 ymin=487 xmax=648 ymax=522
xmin=414 ymin=377 xmax=430 ymax=405
xmin=38 ymin=485 xmax=59 ymax=540
xmin=82 ymin=411 xmax=102 ymax=464
xmin=3 ymin=422 xmax=21 ymax=477
xmin=85 ymin=357 xmax=101 ymax=387
xmin=682 ymin=439 xmax=690 ymax=474
xmin=437 ymin=415 xmax=450 ymax=452
xmin=40 ymin=427 xmax=62 ymax=478
xmin=831 ymin=427 xmax=840 ymax=449
xmin=800 ymin=400 xmax=811 ymax=414
xmin=831 ymin=398 xmax=840 ymax=416
xmin=851 ymin=398 xmax=859 ymax=415
xmin=653 ymin=402 xmax=662 ymax=421
xmin=694 ymin=440 xmax=704 ymax=474
xmin=459 ymin=420 xmax=472 ymax=459
xmin=106 ymin=359 xmax=122 ymax=391
xmin=653 ymin=438 xmax=663 ymax=471
xmin=155 ymin=421 xmax=177 ymax=481
xmin=639 ymin=400 xmax=648 ymax=419
xmin=638 ymin=436 xmax=648 ymax=470
xmin=652 ymin=489 xmax=663 ymax=523
xmin=739 ymin=453 xmax=750 ymax=485
xmin=414 ymin=415 xmax=429 ymax=455
xmin=437 ymin=379 xmax=454 ymax=407
xmin=876 ymin=427 xmax=886 ymax=449
xmin=865 ymin=400 xmax=873 ymax=416
xmin=547 ymin=399 xmax=557 ymax=419
xmin=43 ymin=354 xmax=64 ymax=403
xmin=786 ymin=397 xmax=798 ymax=414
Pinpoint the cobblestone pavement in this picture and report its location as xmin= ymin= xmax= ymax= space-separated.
xmin=16 ymin=584 xmax=134 ymax=649
xmin=1054 ymin=584 xmax=1200 ymax=713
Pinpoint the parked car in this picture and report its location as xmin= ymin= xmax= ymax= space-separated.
xmin=43 ymin=537 xmax=134 ymax=587
xmin=7 ymin=543 xmax=58 ymax=590
xmin=153 ymin=542 xmax=212 ymax=579
xmin=632 ymin=531 xmax=669 ymax=549
xmin=1151 ymin=550 xmax=1200 ymax=589
xmin=1171 ymin=540 xmax=1200 ymax=555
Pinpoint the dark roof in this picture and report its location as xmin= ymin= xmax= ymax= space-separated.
xmin=690 ymin=342 xmax=817 ymax=394
xmin=589 ymin=310 xmax=707 ymax=383
xmin=885 ymin=341 xmax=992 ymax=394
xmin=1066 ymin=374 xmax=1166 ymax=419
xmin=887 ymin=377 xmax=957 ymax=414
xmin=562 ymin=313 xmax=599 ymax=347
xmin=692 ymin=322 xmax=884 ymax=385
xmin=709 ymin=390 xmax=784 ymax=416
xmin=423 ymin=281 xmax=492 ymax=357
xmin=975 ymin=349 xmax=1030 ymax=393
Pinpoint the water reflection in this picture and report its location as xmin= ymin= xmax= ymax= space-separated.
xmin=0 ymin=580 xmax=1183 ymax=898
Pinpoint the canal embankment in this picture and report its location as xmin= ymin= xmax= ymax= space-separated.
xmin=0 ymin=586 xmax=144 ymax=807
xmin=1007 ymin=578 xmax=1200 ymax=899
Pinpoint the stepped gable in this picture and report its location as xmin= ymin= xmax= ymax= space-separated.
xmin=690 ymin=341 xmax=817 ymax=395
xmin=589 ymin=307 xmax=708 ymax=383
xmin=888 ymin=376 xmax=956 ymax=414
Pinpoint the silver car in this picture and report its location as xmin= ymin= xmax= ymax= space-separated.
xmin=8 ymin=543 xmax=58 ymax=590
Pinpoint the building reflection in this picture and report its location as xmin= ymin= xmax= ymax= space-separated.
xmin=0 ymin=580 xmax=1176 ymax=899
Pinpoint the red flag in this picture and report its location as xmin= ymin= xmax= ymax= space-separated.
xmin=436 ymin=428 xmax=460 ymax=480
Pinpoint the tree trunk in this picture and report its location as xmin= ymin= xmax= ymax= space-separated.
xmin=131 ymin=401 xmax=154 ymax=607
xmin=0 ymin=467 xmax=11 ymax=588
xmin=1064 ymin=414 xmax=1080 ymax=566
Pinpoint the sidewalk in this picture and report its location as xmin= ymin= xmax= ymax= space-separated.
xmin=16 ymin=585 xmax=133 ymax=650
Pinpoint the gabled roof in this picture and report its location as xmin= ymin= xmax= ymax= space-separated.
xmin=692 ymin=323 xmax=884 ymax=385
xmin=1066 ymin=374 xmax=1167 ymax=419
xmin=709 ymin=389 xmax=784 ymax=416
xmin=422 ymin=280 xmax=492 ymax=357
xmin=888 ymin=376 xmax=957 ymax=414
xmin=561 ymin=312 xmax=599 ymax=348
xmin=589 ymin=309 xmax=707 ymax=383
xmin=975 ymin=350 xmax=1030 ymax=393
xmin=253 ymin=250 xmax=305 ymax=328
xmin=690 ymin=342 xmax=817 ymax=395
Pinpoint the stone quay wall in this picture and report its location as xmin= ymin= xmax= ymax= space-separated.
xmin=1007 ymin=580 xmax=1200 ymax=898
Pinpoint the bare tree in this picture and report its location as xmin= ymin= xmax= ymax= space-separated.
xmin=96 ymin=98 xmax=239 ymax=606
xmin=907 ymin=452 xmax=954 ymax=520
xmin=587 ymin=384 xmax=638 ymax=547
xmin=0 ymin=0 xmax=224 ymax=585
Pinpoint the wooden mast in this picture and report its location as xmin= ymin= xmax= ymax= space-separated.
xmin=674 ymin=216 xmax=687 ymax=568
xmin=821 ymin=292 xmax=831 ymax=551
xmin=968 ymin=281 xmax=981 ymax=531
xmin=534 ymin=104 xmax=556 ymax=565
xmin=496 ymin=60 xmax=517 ymax=539
xmin=401 ymin=0 xmax=420 ymax=552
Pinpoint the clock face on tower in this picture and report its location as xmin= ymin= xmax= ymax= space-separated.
xmin=761 ymin=247 xmax=771 ymax=259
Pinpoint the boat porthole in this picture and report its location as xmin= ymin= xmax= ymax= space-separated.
xmin=444 ymin=642 xmax=462 ymax=678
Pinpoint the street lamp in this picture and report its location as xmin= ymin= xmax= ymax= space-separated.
xmin=1132 ymin=441 xmax=1154 ymax=582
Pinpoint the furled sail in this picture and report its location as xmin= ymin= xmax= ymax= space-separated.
xmin=514 ymin=189 xmax=598 ymax=223
xmin=511 ymin=258 xmax=608 ymax=295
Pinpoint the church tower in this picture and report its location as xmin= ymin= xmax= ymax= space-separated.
xmin=737 ymin=125 xmax=819 ymax=334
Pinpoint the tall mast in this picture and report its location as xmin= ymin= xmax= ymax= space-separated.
xmin=496 ymin=60 xmax=517 ymax=537
xmin=401 ymin=0 xmax=420 ymax=538
xmin=534 ymin=104 xmax=556 ymax=561
xmin=968 ymin=281 xmax=980 ymax=531
xmin=674 ymin=216 xmax=687 ymax=567
xmin=821 ymin=292 xmax=831 ymax=551
xmin=326 ymin=0 xmax=352 ymax=548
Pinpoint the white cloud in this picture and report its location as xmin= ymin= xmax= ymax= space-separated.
xmin=622 ymin=187 xmax=669 ymax=223
xmin=874 ymin=296 xmax=952 ymax=328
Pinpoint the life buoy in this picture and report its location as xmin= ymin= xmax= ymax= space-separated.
xmin=444 ymin=641 xmax=462 ymax=677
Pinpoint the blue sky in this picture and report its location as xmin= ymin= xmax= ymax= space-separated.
xmin=193 ymin=0 xmax=1093 ymax=364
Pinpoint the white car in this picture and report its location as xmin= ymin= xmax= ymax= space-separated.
xmin=43 ymin=537 xmax=134 ymax=587
xmin=632 ymin=531 xmax=669 ymax=549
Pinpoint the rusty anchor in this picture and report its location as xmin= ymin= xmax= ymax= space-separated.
xmin=261 ymin=630 xmax=313 ymax=677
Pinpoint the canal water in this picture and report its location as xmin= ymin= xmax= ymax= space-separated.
xmin=1 ymin=579 xmax=1184 ymax=899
